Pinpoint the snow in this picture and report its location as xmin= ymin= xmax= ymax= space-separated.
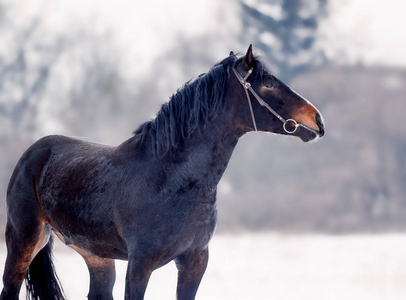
xmin=1 ymin=233 xmax=406 ymax=299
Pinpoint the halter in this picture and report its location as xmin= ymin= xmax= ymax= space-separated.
xmin=232 ymin=67 xmax=298 ymax=133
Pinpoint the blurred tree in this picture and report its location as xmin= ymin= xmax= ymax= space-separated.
xmin=0 ymin=21 xmax=64 ymax=142
xmin=240 ymin=0 xmax=328 ymax=81
xmin=0 ymin=11 xmax=65 ymax=228
xmin=59 ymin=31 xmax=135 ymax=145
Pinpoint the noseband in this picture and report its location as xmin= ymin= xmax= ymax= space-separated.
xmin=232 ymin=67 xmax=298 ymax=133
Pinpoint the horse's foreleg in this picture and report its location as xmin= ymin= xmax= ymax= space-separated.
xmin=73 ymin=246 xmax=116 ymax=300
xmin=175 ymin=248 xmax=209 ymax=300
xmin=124 ymin=256 xmax=153 ymax=300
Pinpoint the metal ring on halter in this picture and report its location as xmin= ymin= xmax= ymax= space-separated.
xmin=283 ymin=119 xmax=298 ymax=134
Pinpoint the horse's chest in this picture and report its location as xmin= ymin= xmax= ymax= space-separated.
xmin=190 ymin=192 xmax=217 ymax=229
xmin=181 ymin=191 xmax=218 ymax=249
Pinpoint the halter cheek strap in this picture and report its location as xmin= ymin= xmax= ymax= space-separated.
xmin=232 ymin=67 xmax=298 ymax=134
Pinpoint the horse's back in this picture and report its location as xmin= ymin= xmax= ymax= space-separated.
xmin=8 ymin=134 xmax=112 ymax=197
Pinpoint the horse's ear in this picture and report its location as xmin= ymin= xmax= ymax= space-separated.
xmin=229 ymin=51 xmax=235 ymax=57
xmin=244 ymin=44 xmax=255 ymax=67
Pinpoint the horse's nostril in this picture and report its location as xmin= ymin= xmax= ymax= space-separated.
xmin=318 ymin=128 xmax=325 ymax=138
xmin=316 ymin=113 xmax=325 ymax=137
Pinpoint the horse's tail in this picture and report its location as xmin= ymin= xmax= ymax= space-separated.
xmin=25 ymin=235 xmax=65 ymax=300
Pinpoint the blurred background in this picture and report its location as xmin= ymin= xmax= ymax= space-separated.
xmin=0 ymin=0 xmax=405 ymax=234
xmin=0 ymin=0 xmax=406 ymax=299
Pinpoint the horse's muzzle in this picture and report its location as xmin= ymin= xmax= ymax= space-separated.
xmin=315 ymin=113 xmax=325 ymax=138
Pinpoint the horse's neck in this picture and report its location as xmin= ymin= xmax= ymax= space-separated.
xmin=180 ymin=124 xmax=240 ymax=190
xmin=125 ymin=116 xmax=241 ymax=189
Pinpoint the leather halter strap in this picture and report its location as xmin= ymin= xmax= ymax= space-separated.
xmin=232 ymin=67 xmax=298 ymax=133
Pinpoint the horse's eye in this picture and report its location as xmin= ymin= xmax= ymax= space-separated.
xmin=265 ymin=84 xmax=274 ymax=89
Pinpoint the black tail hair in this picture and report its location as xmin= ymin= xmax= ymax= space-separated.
xmin=25 ymin=235 xmax=65 ymax=300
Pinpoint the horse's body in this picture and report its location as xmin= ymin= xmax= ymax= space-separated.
xmin=1 ymin=46 xmax=324 ymax=300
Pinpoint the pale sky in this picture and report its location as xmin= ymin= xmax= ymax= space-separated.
xmin=6 ymin=0 xmax=406 ymax=69
xmin=319 ymin=0 xmax=406 ymax=67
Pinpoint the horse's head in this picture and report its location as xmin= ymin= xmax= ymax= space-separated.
xmin=229 ymin=45 xmax=325 ymax=142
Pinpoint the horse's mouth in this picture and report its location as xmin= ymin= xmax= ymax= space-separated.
xmin=296 ymin=124 xmax=324 ymax=142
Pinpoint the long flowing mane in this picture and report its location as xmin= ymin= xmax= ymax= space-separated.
xmin=134 ymin=54 xmax=268 ymax=157
xmin=134 ymin=56 xmax=234 ymax=157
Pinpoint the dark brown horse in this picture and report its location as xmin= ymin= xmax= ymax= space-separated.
xmin=1 ymin=45 xmax=324 ymax=300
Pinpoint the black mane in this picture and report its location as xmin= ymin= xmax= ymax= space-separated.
xmin=134 ymin=54 xmax=267 ymax=157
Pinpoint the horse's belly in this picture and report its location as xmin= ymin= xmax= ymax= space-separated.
xmin=40 ymin=165 xmax=129 ymax=257
xmin=52 ymin=224 xmax=128 ymax=260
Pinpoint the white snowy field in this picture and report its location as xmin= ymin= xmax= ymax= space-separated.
xmin=1 ymin=233 xmax=406 ymax=300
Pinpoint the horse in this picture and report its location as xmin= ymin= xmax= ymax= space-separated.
xmin=1 ymin=45 xmax=324 ymax=300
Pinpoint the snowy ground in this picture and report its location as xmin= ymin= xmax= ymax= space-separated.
xmin=1 ymin=233 xmax=406 ymax=299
